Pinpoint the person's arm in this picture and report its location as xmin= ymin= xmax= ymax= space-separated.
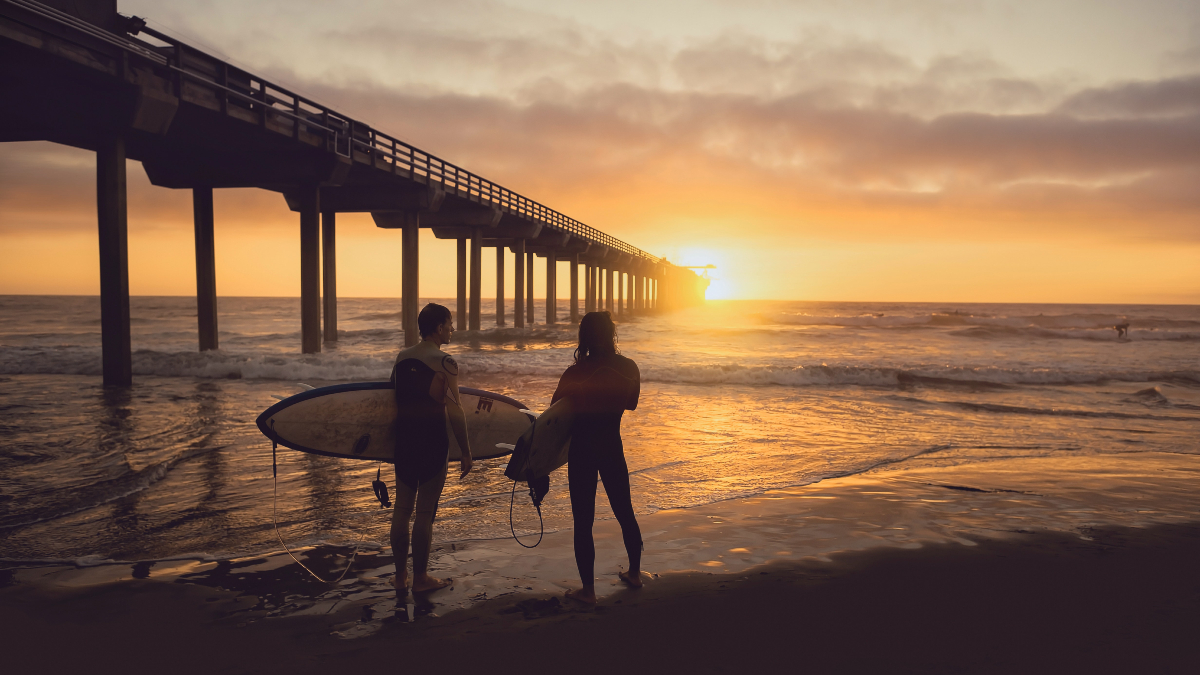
xmin=551 ymin=365 xmax=575 ymax=405
xmin=437 ymin=357 xmax=473 ymax=478
xmin=625 ymin=361 xmax=641 ymax=411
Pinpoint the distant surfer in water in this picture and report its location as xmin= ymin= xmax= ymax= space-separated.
xmin=1115 ymin=322 xmax=1130 ymax=339
xmin=553 ymin=311 xmax=643 ymax=604
xmin=390 ymin=303 xmax=473 ymax=595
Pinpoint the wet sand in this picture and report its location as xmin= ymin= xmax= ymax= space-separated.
xmin=4 ymin=454 xmax=1199 ymax=673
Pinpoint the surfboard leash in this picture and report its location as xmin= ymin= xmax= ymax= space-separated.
xmin=509 ymin=479 xmax=544 ymax=548
xmin=269 ymin=423 xmax=361 ymax=584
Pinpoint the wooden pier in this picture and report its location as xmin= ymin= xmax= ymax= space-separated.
xmin=0 ymin=0 xmax=708 ymax=386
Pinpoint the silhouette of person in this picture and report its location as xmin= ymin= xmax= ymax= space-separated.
xmin=389 ymin=303 xmax=472 ymax=596
xmin=553 ymin=311 xmax=643 ymax=605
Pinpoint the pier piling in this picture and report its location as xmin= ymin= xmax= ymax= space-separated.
xmin=545 ymin=253 xmax=557 ymax=325
xmin=193 ymin=186 xmax=218 ymax=352
xmin=98 ymin=136 xmax=132 ymax=387
xmin=526 ymin=251 xmax=534 ymax=325
xmin=570 ymin=255 xmax=579 ymax=324
xmin=402 ymin=214 xmax=420 ymax=346
xmin=298 ymin=187 xmax=321 ymax=354
xmin=514 ymin=239 xmax=525 ymax=329
xmin=322 ymin=211 xmax=337 ymax=343
xmin=469 ymin=228 xmax=482 ymax=331
xmin=456 ymin=239 xmax=466 ymax=330
xmin=495 ymin=245 xmax=505 ymax=327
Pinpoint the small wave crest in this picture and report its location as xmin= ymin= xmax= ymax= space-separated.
xmin=952 ymin=325 xmax=1200 ymax=342
xmin=0 ymin=346 xmax=397 ymax=382
xmin=761 ymin=310 xmax=1200 ymax=334
xmin=637 ymin=364 xmax=1200 ymax=389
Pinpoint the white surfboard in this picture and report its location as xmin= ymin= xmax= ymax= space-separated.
xmin=257 ymin=383 xmax=533 ymax=462
xmin=504 ymin=397 xmax=574 ymax=481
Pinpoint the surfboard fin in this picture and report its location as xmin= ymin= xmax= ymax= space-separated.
xmin=371 ymin=464 xmax=391 ymax=509
xmin=528 ymin=475 xmax=550 ymax=508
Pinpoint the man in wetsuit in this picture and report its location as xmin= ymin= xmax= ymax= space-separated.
xmin=553 ymin=311 xmax=642 ymax=604
xmin=390 ymin=303 xmax=472 ymax=594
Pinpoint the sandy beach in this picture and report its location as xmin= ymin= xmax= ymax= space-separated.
xmin=5 ymin=452 xmax=1198 ymax=674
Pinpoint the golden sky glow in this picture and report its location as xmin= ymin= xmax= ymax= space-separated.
xmin=2 ymin=0 xmax=1199 ymax=302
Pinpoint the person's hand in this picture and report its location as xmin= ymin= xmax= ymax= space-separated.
xmin=460 ymin=455 xmax=474 ymax=479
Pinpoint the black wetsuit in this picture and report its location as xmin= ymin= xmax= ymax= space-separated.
xmin=552 ymin=353 xmax=642 ymax=583
xmin=391 ymin=358 xmax=449 ymax=490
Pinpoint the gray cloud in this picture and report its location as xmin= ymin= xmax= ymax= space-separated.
xmin=1056 ymin=75 xmax=1200 ymax=119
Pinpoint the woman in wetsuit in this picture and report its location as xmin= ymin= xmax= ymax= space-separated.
xmin=390 ymin=303 xmax=473 ymax=595
xmin=552 ymin=311 xmax=642 ymax=604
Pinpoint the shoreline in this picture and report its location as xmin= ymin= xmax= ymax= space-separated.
xmin=4 ymin=452 xmax=1199 ymax=672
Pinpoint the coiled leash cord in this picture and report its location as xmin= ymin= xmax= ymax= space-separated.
xmin=270 ymin=428 xmax=362 ymax=584
xmin=506 ymin=478 xmax=544 ymax=547
xmin=509 ymin=479 xmax=545 ymax=548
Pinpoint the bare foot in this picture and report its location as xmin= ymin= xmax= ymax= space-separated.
xmin=564 ymin=587 xmax=597 ymax=605
xmin=619 ymin=570 xmax=644 ymax=589
xmin=392 ymin=575 xmax=409 ymax=595
xmin=411 ymin=574 xmax=452 ymax=593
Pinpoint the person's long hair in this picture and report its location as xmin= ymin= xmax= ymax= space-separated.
xmin=573 ymin=311 xmax=619 ymax=364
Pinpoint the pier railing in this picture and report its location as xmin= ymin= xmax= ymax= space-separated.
xmin=5 ymin=0 xmax=665 ymax=264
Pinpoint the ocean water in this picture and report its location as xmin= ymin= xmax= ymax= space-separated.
xmin=1 ymin=296 xmax=1198 ymax=564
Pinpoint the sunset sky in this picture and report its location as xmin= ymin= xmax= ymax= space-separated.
xmin=2 ymin=0 xmax=1198 ymax=302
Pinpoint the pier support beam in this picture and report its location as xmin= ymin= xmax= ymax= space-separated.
xmin=322 ymin=211 xmax=337 ymax=343
xmin=456 ymin=239 xmax=467 ymax=331
xmin=298 ymin=187 xmax=321 ymax=354
xmin=631 ymin=272 xmax=638 ymax=315
xmin=584 ymin=264 xmax=593 ymax=314
xmin=619 ymin=271 xmax=625 ymax=317
xmin=598 ymin=266 xmax=605 ymax=312
xmin=98 ymin=137 xmax=131 ymax=386
xmin=570 ymin=256 xmax=579 ymax=324
xmin=514 ymin=239 xmax=525 ymax=329
xmin=605 ymin=267 xmax=613 ymax=312
xmin=545 ymin=253 xmax=557 ymax=324
xmin=193 ymin=186 xmax=218 ymax=352
xmin=469 ymin=228 xmax=482 ymax=331
xmin=526 ymin=251 xmax=535 ymax=325
xmin=495 ymin=245 xmax=505 ymax=327
xmin=402 ymin=214 xmax=420 ymax=346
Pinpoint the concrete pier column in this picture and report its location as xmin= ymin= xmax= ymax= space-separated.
xmin=631 ymin=272 xmax=638 ymax=315
xmin=402 ymin=214 xmax=420 ymax=346
xmin=495 ymin=245 xmax=505 ymax=327
xmin=456 ymin=239 xmax=466 ymax=330
xmin=469 ymin=228 xmax=482 ymax=331
xmin=545 ymin=253 xmax=557 ymax=324
xmin=514 ymin=239 xmax=525 ymax=329
xmin=298 ymin=186 xmax=321 ymax=354
xmin=569 ymin=256 xmax=579 ymax=323
xmin=604 ymin=267 xmax=612 ymax=312
xmin=526 ymin=251 xmax=535 ymax=325
xmin=321 ymin=211 xmax=337 ymax=343
xmin=98 ymin=137 xmax=132 ymax=386
xmin=193 ymin=187 xmax=218 ymax=352
xmin=619 ymin=271 xmax=626 ymax=317
xmin=584 ymin=264 xmax=593 ymax=313
xmin=599 ymin=266 xmax=606 ymax=312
